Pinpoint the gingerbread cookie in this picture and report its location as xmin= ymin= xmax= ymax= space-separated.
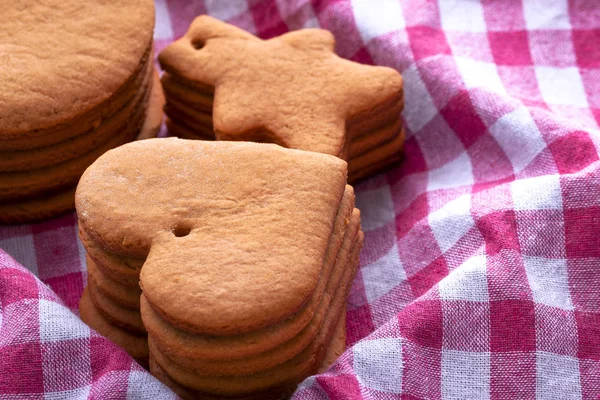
xmin=158 ymin=15 xmax=404 ymax=182
xmin=76 ymin=138 xmax=363 ymax=397
xmin=0 ymin=0 xmax=158 ymax=225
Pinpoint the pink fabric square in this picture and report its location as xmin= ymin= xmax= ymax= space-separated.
xmin=408 ymin=257 xmax=448 ymax=298
xmin=441 ymin=90 xmax=489 ymax=148
xmin=489 ymin=31 xmax=533 ymax=66
xmin=369 ymin=281 xmax=415 ymax=328
xmin=579 ymin=359 xmax=600 ymax=399
xmin=575 ymin=310 xmax=600 ymax=360
xmin=490 ymin=299 xmax=536 ymax=352
xmin=572 ymin=30 xmax=600 ymax=68
xmin=0 ymin=267 xmax=39 ymax=306
xmin=416 ymin=57 xmax=466 ymax=110
xmin=0 ymin=342 xmax=45 ymax=394
xmin=476 ymin=211 xmax=521 ymax=255
xmin=395 ymin=193 xmax=429 ymax=240
xmin=398 ymin=300 xmax=443 ymax=349
xmin=550 ymin=130 xmax=599 ymax=174
xmin=406 ymin=26 xmax=451 ymax=60
xmin=251 ymin=0 xmax=288 ymax=39
xmin=401 ymin=0 xmax=441 ymax=28
xmin=346 ymin=303 xmax=375 ymax=345
xmin=565 ymin=207 xmax=600 ymax=258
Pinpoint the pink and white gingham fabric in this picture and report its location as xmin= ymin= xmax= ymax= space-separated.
xmin=2 ymin=0 xmax=600 ymax=398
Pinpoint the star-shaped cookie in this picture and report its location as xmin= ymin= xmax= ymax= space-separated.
xmin=159 ymin=15 xmax=403 ymax=159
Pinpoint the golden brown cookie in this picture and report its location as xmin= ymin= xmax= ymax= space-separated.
xmin=79 ymin=287 xmax=149 ymax=366
xmin=349 ymin=129 xmax=405 ymax=182
xmin=0 ymin=0 xmax=154 ymax=141
xmin=158 ymin=15 xmax=403 ymax=159
xmin=143 ymin=208 xmax=360 ymax=375
xmin=76 ymin=138 xmax=349 ymax=334
xmin=149 ymin=310 xmax=347 ymax=400
xmin=0 ymin=60 xmax=153 ymax=172
xmin=148 ymin=236 xmax=360 ymax=396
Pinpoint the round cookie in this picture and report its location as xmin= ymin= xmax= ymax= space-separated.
xmin=79 ymin=287 xmax=148 ymax=365
xmin=0 ymin=82 xmax=164 ymax=225
xmin=0 ymin=0 xmax=155 ymax=140
xmin=0 ymin=108 xmax=145 ymax=203
xmin=0 ymin=60 xmax=153 ymax=172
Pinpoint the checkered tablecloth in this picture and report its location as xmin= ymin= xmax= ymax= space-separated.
xmin=2 ymin=0 xmax=600 ymax=399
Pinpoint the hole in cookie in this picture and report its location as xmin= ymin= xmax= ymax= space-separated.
xmin=192 ymin=39 xmax=205 ymax=50
xmin=173 ymin=225 xmax=191 ymax=238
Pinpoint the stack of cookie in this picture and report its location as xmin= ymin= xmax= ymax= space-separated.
xmin=76 ymin=138 xmax=364 ymax=399
xmin=0 ymin=0 xmax=159 ymax=224
xmin=158 ymin=15 xmax=404 ymax=184
xmin=79 ymin=245 xmax=148 ymax=365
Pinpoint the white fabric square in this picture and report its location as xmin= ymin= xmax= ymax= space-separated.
xmin=351 ymin=0 xmax=405 ymax=43
xmin=440 ymin=255 xmax=489 ymax=302
xmin=535 ymin=66 xmax=589 ymax=108
xmin=354 ymin=338 xmax=403 ymax=393
xmin=303 ymin=17 xmax=320 ymax=29
xmin=440 ymin=0 xmax=487 ymax=32
xmin=536 ymin=352 xmax=582 ymax=400
xmin=523 ymin=256 xmax=573 ymax=310
xmin=45 ymin=386 xmax=91 ymax=400
xmin=428 ymin=152 xmax=474 ymax=191
xmin=442 ymin=350 xmax=490 ymax=400
xmin=523 ymin=0 xmax=571 ymax=30
xmin=205 ymin=0 xmax=248 ymax=21
xmin=153 ymin=0 xmax=174 ymax=40
xmin=489 ymin=107 xmax=547 ymax=173
xmin=356 ymin=186 xmax=396 ymax=232
xmin=361 ymin=244 xmax=406 ymax=303
xmin=127 ymin=371 xmax=179 ymax=399
xmin=39 ymin=300 xmax=90 ymax=342
xmin=512 ymin=175 xmax=563 ymax=210
xmin=0 ymin=235 xmax=38 ymax=276
xmin=455 ymin=57 xmax=507 ymax=96
xmin=429 ymin=194 xmax=475 ymax=253
xmin=402 ymin=64 xmax=438 ymax=133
